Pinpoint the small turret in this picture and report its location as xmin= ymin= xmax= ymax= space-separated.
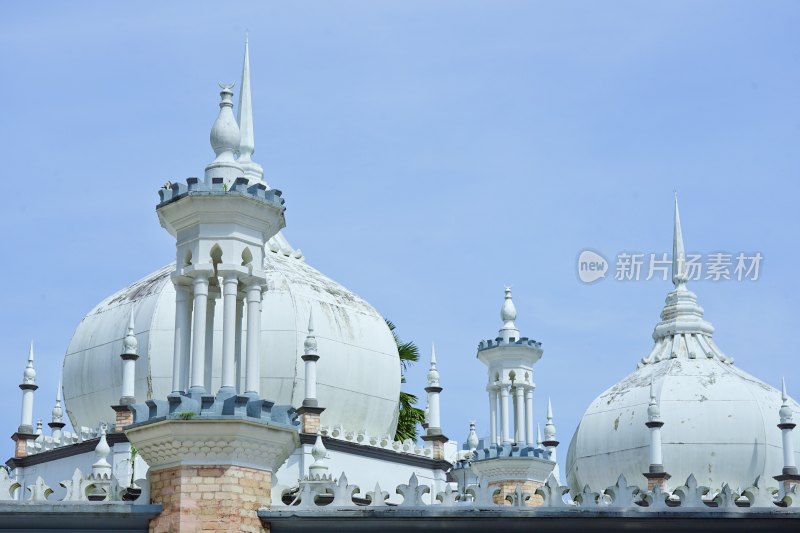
xmin=775 ymin=378 xmax=800 ymax=494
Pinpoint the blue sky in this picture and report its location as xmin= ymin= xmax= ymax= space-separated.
xmin=1 ymin=1 xmax=798 ymax=473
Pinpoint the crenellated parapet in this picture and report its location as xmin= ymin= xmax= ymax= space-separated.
xmin=157 ymin=176 xmax=285 ymax=209
xmin=478 ymin=337 xmax=542 ymax=352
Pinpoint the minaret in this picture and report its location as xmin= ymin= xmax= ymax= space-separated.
xmin=129 ymin=43 xmax=298 ymax=533
xmin=48 ymin=381 xmax=65 ymax=444
xmin=775 ymin=379 xmax=800 ymax=494
xmin=158 ymin=79 xmax=283 ymax=401
xmin=643 ymin=379 xmax=670 ymax=490
xmin=113 ymin=312 xmax=139 ymax=431
xmin=421 ymin=344 xmax=449 ymax=460
xmin=298 ymin=311 xmax=325 ymax=434
xmin=542 ymin=398 xmax=559 ymax=461
xmin=13 ymin=343 xmax=39 ymax=458
xmin=477 ymin=288 xmax=541 ymax=448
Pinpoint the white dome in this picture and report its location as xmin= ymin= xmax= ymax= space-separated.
xmin=566 ymin=357 xmax=800 ymax=492
xmin=567 ymin=197 xmax=800 ymax=492
xmin=63 ymin=251 xmax=401 ymax=438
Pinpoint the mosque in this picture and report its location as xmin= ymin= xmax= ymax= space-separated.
xmin=1 ymin=41 xmax=799 ymax=532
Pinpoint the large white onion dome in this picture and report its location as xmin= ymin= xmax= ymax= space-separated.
xmin=566 ymin=196 xmax=800 ymax=492
xmin=62 ymin=40 xmax=401 ymax=439
xmin=63 ymin=252 xmax=401 ymax=437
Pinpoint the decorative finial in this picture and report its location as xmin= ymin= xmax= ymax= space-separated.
xmin=123 ymin=312 xmax=138 ymax=355
xmin=304 ymin=310 xmax=318 ymax=355
xmin=427 ymin=343 xmax=440 ymax=386
xmin=23 ymin=342 xmax=36 ymax=384
xmin=499 ymin=286 xmax=520 ymax=341
xmin=467 ymin=420 xmax=479 ymax=451
xmin=51 ymin=380 xmax=63 ymax=423
xmin=92 ymin=423 xmax=112 ymax=479
xmin=672 ymin=192 xmax=688 ymax=288
xmin=36 ymin=419 xmax=43 ymax=435
xmin=205 ymin=81 xmax=243 ymax=180
xmin=308 ymin=433 xmax=329 ymax=477
xmin=544 ymin=398 xmax=557 ymax=443
xmin=647 ymin=378 xmax=662 ymax=422
xmin=780 ymin=378 xmax=794 ymax=425
xmin=237 ymin=34 xmax=263 ymax=182
xmin=536 ymin=424 xmax=543 ymax=449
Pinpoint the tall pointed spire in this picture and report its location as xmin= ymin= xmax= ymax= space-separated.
xmin=640 ymin=195 xmax=730 ymax=367
xmin=237 ymin=33 xmax=264 ymax=183
xmin=672 ymin=192 xmax=688 ymax=288
xmin=52 ymin=380 xmax=63 ymax=424
xmin=427 ymin=343 xmax=440 ymax=387
xmin=23 ymin=342 xmax=36 ymax=384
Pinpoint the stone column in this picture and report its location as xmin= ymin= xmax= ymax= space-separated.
xmin=524 ymin=385 xmax=534 ymax=447
xmin=127 ymin=418 xmax=298 ymax=533
xmin=499 ymin=383 xmax=511 ymax=444
xmin=244 ymin=284 xmax=263 ymax=396
xmin=514 ymin=385 xmax=525 ymax=445
xmin=188 ymin=276 xmax=209 ymax=396
xmin=220 ymin=274 xmax=239 ymax=396
xmin=171 ymin=283 xmax=193 ymax=394
xmin=235 ymin=296 xmax=244 ymax=392
xmin=489 ymin=386 xmax=498 ymax=446
xmin=203 ymin=294 xmax=217 ymax=394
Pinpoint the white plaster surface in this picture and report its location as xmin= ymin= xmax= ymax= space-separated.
xmin=63 ymin=252 xmax=401 ymax=438
xmin=566 ymin=356 xmax=800 ymax=492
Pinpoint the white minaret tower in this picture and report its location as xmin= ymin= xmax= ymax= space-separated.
xmin=18 ymin=343 xmax=37 ymax=435
xmin=476 ymin=288 xmax=542 ymax=447
xmin=643 ymin=379 xmax=670 ymax=490
xmin=158 ymin=78 xmax=285 ymax=402
xmin=48 ymin=381 xmax=65 ymax=443
xmin=298 ymin=311 xmax=325 ymax=434
xmin=113 ymin=312 xmax=140 ymax=431
xmin=775 ymin=378 xmax=800 ymax=494
xmin=14 ymin=343 xmax=39 ymax=458
xmin=421 ymin=343 xmax=449 ymax=460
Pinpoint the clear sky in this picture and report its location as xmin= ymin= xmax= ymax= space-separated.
xmin=0 ymin=1 xmax=798 ymax=474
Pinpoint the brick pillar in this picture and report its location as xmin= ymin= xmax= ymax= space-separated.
xmin=644 ymin=470 xmax=671 ymax=491
xmin=112 ymin=405 xmax=134 ymax=433
xmin=296 ymin=406 xmax=324 ymax=435
xmin=11 ymin=432 xmax=37 ymax=458
xmin=149 ymin=465 xmax=271 ymax=533
xmin=421 ymin=433 xmax=448 ymax=461
xmin=490 ymin=480 xmax=544 ymax=506
xmin=126 ymin=418 xmax=298 ymax=533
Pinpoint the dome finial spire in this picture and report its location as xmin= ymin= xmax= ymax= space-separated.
xmin=204 ymin=81 xmax=243 ymax=181
xmin=499 ymin=286 xmax=520 ymax=341
xmin=672 ymin=192 xmax=688 ymax=288
xmin=237 ymin=33 xmax=264 ymax=183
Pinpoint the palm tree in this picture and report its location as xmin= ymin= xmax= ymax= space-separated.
xmin=386 ymin=319 xmax=426 ymax=442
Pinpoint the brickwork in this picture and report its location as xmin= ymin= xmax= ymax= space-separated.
xmin=430 ymin=440 xmax=446 ymax=461
xmin=490 ymin=480 xmax=544 ymax=507
xmin=13 ymin=436 xmax=28 ymax=458
xmin=645 ymin=474 xmax=670 ymax=492
xmin=148 ymin=464 xmax=271 ymax=533
xmin=114 ymin=409 xmax=134 ymax=433
xmin=300 ymin=413 xmax=320 ymax=435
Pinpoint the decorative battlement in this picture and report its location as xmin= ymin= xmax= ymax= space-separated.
xmin=157 ymin=176 xmax=285 ymax=209
xmin=478 ymin=337 xmax=542 ymax=352
xmin=470 ymin=442 xmax=551 ymax=461
xmin=273 ymin=471 xmax=800 ymax=510
xmin=18 ymin=423 xmax=113 ymax=458
xmin=127 ymin=393 xmax=298 ymax=429
xmin=318 ymin=425 xmax=442 ymax=460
